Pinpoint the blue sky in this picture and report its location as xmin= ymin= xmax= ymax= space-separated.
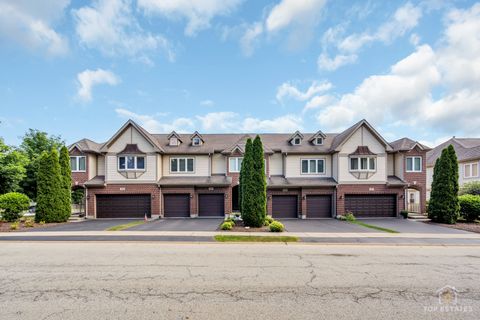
xmin=1 ymin=0 xmax=479 ymax=147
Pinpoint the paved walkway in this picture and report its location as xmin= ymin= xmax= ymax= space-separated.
xmin=128 ymin=218 xmax=223 ymax=231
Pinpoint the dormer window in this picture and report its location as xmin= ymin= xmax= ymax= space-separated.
xmin=169 ymin=137 xmax=179 ymax=146
xmin=292 ymin=137 xmax=301 ymax=145
xmin=314 ymin=137 xmax=323 ymax=145
xmin=192 ymin=137 xmax=201 ymax=146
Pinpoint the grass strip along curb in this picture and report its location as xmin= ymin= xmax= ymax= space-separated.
xmin=349 ymin=221 xmax=399 ymax=233
xmin=106 ymin=221 xmax=145 ymax=231
xmin=214 ymin=235 xmax=299 ymax=242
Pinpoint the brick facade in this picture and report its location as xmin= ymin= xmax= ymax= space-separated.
xmin=70 ymin=148 xmax=89 ymax=187
xmin=403 ymin=147 xmax=428 ymax=213
xmin=336 ymin=184 xmax=405 ymax=216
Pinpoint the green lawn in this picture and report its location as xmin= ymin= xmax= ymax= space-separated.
xmin=106 ymin=221 xmax=145 ymax=231
xmin=214 ymin=235 xmax=299 ymax=242
xmin=349 ymin=220 xmax=399 ymax=233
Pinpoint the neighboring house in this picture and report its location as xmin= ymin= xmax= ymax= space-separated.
xmin=427 ymin=138 xmax=480 ymax=199
xmin=69 ymin=119 xmax=429 ymax=219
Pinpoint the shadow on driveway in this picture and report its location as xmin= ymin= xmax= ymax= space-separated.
xmin=128 ymin=218 xmax=223 ymax=231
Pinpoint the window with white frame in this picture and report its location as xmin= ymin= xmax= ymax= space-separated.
xmin=229 ymin=157 xmax=243 ymax=172
xmin=301 ymin=159 xmax=325 ymax=174
xmin=314 ymin=137 xmax=323 ymax=145
xmin=70 ymin=156 xmax=86 ymax=172
xmin=170 ymin=157 xmax=194 ymax=173
xmin=169 ymin=137 xmax=179 ymax=146
xmin=118 ymin=156 xmax=145 ymax=170
xmin=292 ymin=137 xmax=301 ymax=145
xmin=406 ymin=156 xmax=422 ymax=172
xmin=464 ymin=163 xmax=479 ymax=178
xmin=350 ymin=157 xmax=376 ymax=171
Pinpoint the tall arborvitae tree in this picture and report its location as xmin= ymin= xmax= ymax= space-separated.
xmin=35 ymin=149 xmax=64 ymax=223
xmin=251 ymin=136 xmax=267 ymax=226
xmin=240 ymin=139 xmax=256 ymax=226
xmin=59 ymin=146 xmax=72 ymax=221
xmin=428 ymin=147 xmax=458 ymax=224
xmin=447 ymin=145 xmax=460 ymax=211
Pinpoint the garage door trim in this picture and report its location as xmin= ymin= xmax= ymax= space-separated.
xmin=96 ymin=194 xmax=151 ymax=219
xmin=344 ymin=194 xmax=397 ymax=218
xmin=198 ymin=193 xmax=225 ymax=217
xmin=306 ymin=195 xmax=332 ymax=219
xmin=164 ymin=194 xmax=190 ymax=218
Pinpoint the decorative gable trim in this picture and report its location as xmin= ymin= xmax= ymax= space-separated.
xmin=100 ymin=120 xmax=163 ymax=153
xmin=289 ymin=131 xmax=304 ymax=145
xmin=332 ymin=119 xmax=392 ymax=152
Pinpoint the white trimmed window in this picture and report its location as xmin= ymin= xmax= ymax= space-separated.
xmin=169 ymin=137 xmax=179 ymax=146
xmin=170 ymin=157 xmax=194 ymax=173
xmin=314 ymin=137 xmax=323 ymax=145
xmin=292 ymin=137 xmax=301 ymax=145
xmin=301 ymin=159 xmax=325 ymax=174
xmin=70 ymin=156 xmax=86 ymax=172
xmin=229 ymin=157 xmax=243 ymax=172
xmin=406 ymin=156 xmax=422 ymax=172
xmin=464 ymin=163 xmax=479 ymax=178
xmin=350 ymin=157 xmax=376 ymax=171
xmin=118 ymin=156 xmax=145 ymax=171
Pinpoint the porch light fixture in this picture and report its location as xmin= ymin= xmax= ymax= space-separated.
xmin=302 ymin=195 xmax=306 ymax=200
xmin=190 ymin=194 xmax=193 ymax=198
xmin=151 ymin=194 xmax=155 ymax=199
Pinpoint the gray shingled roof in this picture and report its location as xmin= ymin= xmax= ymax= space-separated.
xmin=267 ymin=176 xmax=337 ymax=187
xmin=84 ymin=175 xmax=105 ymax=186
xmin=71 ymin=119 xmax=424 ymax=156
xmin=390 ymin=137 xmax=430 ymax=152
xmin=427 ymin=138 xmax=480 ymax=166
xmin=69 ymin=138 xmax=104 ymax=153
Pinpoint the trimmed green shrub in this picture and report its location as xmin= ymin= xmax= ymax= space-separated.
xmin=35 ymin=149 xmax=65 ymax=223
xmin=265 ymin=216 xmax=274 ymax=224
xmin=59 ymin=146 xmax=72 ymax=221
xmin=458 ymin=194 xmax=480 ymax=222
xmin=459 ymin=181 xmax=480 ymax=196
xmin=10 ymin=221 xmax=19 ymax=230
xmin=400 ymin=210 xmax=409 ymax=219
xmin=0 ymin=192 xmax=30 ymax=222
xmin=225 ymin=217 xmax=235 ymax=225
xmin=269 ymin=221 xmax=284 ymax=232
xmin=220 ymin=221 xmax=233 ymax=230
xmin=345 ymin=212 xmax=356 ymax=221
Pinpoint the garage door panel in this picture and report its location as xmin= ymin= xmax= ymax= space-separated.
xmin=345 ymin=195 xmax=396 ymax=217
xmin=96 ymin=194 xmax=151 ymax=218
xmin=198 ymin=194 xmax=225 ymax=217
xmin=307 ymin=195 xmax=332 ymax=218
xmin=164 ymin=194 xmax=190 ymax=218
xmin=272 ymin=195 xmax=298 ymax=218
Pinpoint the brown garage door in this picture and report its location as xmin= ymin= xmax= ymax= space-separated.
xmin=164 ymin=194 xmax=190 ymax=218
xmin=345 ymin=195 xmax=397 ymax=217
xmin=198 ymin=194 xmax=225 ymax=217
xmin=96 ymin=194 xmax=151 ymax=218
xmin=307 ymin=195 xmax=332 ymax=218
xmin=272 ymin=195 xmax=298 ymax=218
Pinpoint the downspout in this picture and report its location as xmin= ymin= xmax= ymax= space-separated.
xmin=84 ymin=187 xmax=88 ymax=219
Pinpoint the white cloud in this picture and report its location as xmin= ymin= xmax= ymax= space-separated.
xmin=317 ymin=53 xmax=357 ymax=71
xmin=238 ymin=0 xmax=327 ymax=56
xmin=316 ymin=3 xmax=480 ymax=136
xmin=137 ymin=0 xmax=242 ymax=36
xmin=200 ymin=99 xmax=215 ymax=107
xmin=303 ymin=95 xmax=333 ymax=112
xmin=0 ymin=0 xmax=69 ymax=56
xmin=116 ymin=108 xmax=195 ymax=132
xmin=242 ymin=114 xmax=302 ymax=132
xmin=196 ymin=112 xmax=238 ymax=131
xmin=240 ymin=22 xmax=263 ymax=56
xmin=265 ymin=0 xmax=326 ymax=33
xmin=319 ymin=2 xmax=422 ymax=71
xmin=276 ymin=80 xmax=332 ymax=104
xmin=77 ymin=69 xmax=120 ymax=102
xmin=73 ymin=0 xmax=174 ymax=63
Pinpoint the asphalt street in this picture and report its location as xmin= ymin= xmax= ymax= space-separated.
xmin=0 ymin=242 xmax=479 ymax=320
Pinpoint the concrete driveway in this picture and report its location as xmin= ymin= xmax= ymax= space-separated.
xmin=128 ymin=218 xmax=223 ymax=231
xmin=28 ymin=219 xmax=141 ymax=232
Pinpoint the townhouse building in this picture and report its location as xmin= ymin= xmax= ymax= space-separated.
xmin=69 ymin=119 xmax=429 ymax=219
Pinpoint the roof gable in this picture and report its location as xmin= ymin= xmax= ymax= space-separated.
xmin=331 ymin=119 xmax=392 ymax=152
xmin=100 ymin=120 xmax=163 ymax=153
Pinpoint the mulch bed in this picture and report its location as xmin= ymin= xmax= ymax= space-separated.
xmin=425 ymin=221 xmax=480 ymax=234
xmin=217 ymin=220 xmax=270 ymax=232
xmin=0 ymin=221 xmax=65 ymax=232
